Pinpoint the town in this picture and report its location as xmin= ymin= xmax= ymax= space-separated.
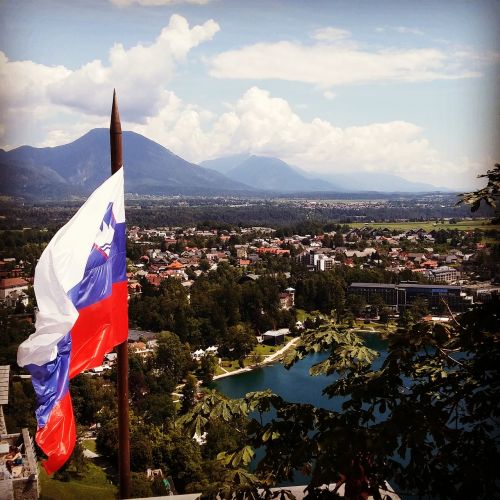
xmin=2 ymin=218 xmax=499 ymax=369
xmin=1 ymin=214 xmax=499 ymax=498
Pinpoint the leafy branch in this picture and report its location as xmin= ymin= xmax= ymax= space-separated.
xmin=457 ymin=163 xmax=500 ymax=221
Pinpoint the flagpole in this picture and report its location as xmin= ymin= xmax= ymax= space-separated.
xmin=110 ymin=90 xmax=130 ymax=499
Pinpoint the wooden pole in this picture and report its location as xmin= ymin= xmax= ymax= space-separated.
xmin=110 ymin=90 xmax=130 ymax=499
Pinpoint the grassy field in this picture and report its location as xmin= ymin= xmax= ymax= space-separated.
xmin=216 ymin=339 xmax=295 ymax=373
xmin=347 ymin=219 xmax=499 ymax=232
xmin=39 ymin=461 xmax=117 ymax=500
xmin=218 ymin=359 xmax=240 ymax=373
xmin=295 ymin=308 xmax=324 ymax=322
xmin=253 ymin=344 xmax=278 ymax=356
xmin=83 ymin=439 xmax=97 ymax=453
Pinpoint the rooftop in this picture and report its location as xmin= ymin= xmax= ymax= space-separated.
xmin=0 ymin=366 xmax=9 ymax=406
xmin=0 ymin=278 xmax=28 ymax=290
xmin=349 ymin=283 xmax=397 ymax=289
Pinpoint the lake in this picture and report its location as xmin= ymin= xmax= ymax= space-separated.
xmin=215 ymin=333 xmax=388 ymax=410
xmin=214 ymin=334 xmax=390 ymax=487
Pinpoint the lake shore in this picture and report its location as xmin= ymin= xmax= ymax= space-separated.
xmin=213 ymin=337 xmax=301 ymax=380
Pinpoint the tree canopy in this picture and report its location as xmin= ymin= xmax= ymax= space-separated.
xmin=176 ymin=170 xmax=500 ymax=499
xmin=180 ymin=299 xmax=499 ymax=499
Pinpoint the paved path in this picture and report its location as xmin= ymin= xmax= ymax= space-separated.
xmin=213 ymin=337 xmax=300 ymax=380
xmin=83 ymin=448 xmax=100 ymax=459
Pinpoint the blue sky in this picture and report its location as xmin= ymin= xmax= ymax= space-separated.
xmin=0 ymin=0 xmax=498 ymax=189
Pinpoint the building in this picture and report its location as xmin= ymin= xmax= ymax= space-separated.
xmin=348 ymin=282 xmax=466 ymax=313
xmin=279 ymin=288 xmax=295 ymax=310
xmin=262 ymin=328 xmax=289 ymax=345
xmin=256 ymin=247 xmax=290 ymax=256
xmin=463 ymin=283 xmax=500 ymax=303
xmin=398 ymin=283 xmax=464 ymax=311
xmin=348 ymin=283 xmax=404 ymax=311
xmin=315 ymin=254 xmax=336 ymax=272
xmin=0 ymin=366 xmax=8 ymax=435
xmin=297 ymin=250 xmax=335 ymax=272
xmin=0 ymin=366 xmax=39 ymax=500
xmin=0 ymin=278 xmax=29 ymax=307
xmin=235 ymin=246 xmax=248 ymax=259
xmin=430 ymin=266 xmax=461 ymax=283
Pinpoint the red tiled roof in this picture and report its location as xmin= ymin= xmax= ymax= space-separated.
xmin=421 ymin=260 xmax=438 ymax=268
xmin=0 ymin=277 xmax=29 ymax=289
xmin=167 ymin=260 xmax=184 ymax=270
xmin=145 ymin=274 xmax=162 ymax=287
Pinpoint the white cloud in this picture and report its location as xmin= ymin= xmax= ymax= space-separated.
xmin=209 ymin=35 xmax=488 ymax=89
xmin=376 ymin=26 xmax=424 ymax=36
xmin=48 ymin=15 xmax=219 ymax=120
xmin=36 ymin=113 xmax=110 ymax=148
xmin=131 ymin=86 xmax=477 ymax=189
xmin=0 ymin=17 xmax=486 ymax=189
xmin=0 ymin=15 xmax=219 ymax=148
xmin=111 ymin=0 xmax=211 ymax=6
xmin=312 ymin=27 xmax=351 ymax=42
xmin=0 ymin=51 xmax=73 ymax=148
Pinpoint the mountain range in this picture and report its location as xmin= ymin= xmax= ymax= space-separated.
xmin=0 ymin=129 xmax=450 ymax=199
xmin=0 ymin=129 xmax=251 ymax=199
xmin=201 ymin=154 xmax=450 ymax=193
xmin=203 ymin=155 xmax=338 ymax=192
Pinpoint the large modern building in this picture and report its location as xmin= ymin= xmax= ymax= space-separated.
xmin=398 ymin=283 xmax=463 ymax=311
xmin=347 ymin=283 xmax=404 ymax=311
xmin=348 ymin=282 xmax=466 ymax=312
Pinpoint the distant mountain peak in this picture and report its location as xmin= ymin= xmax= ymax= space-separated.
xmin=0 ymin=129 xmax=255 ymax=199
xmin=203 ymin=154 xmax=339 ymax=192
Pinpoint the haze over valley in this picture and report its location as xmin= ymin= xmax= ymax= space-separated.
xmin=1 ymin=129 xmax=453 ymax=200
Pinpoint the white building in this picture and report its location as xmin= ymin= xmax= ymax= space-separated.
xmin=0 ymin=278 xmax=29 ymax=306
xmin=431 ymin=266 xmax=461 ymax=283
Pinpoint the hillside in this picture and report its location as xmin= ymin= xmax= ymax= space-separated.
xmin=0 ymin=129 xmax=253 ymax=199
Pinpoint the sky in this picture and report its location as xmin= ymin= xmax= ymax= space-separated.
xmin=0 ymin=0 xmax=499 ymax=190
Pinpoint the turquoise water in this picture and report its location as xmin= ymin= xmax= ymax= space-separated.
xmin=215 ymin=334 xmax=388 ymax=409
xmin=214 ymin=334 xmax=390 ymax=487
xmin=216 ymin=350 xmax=333 ymax=407
xmin=214 ymin=334 xmax=413 ymax=499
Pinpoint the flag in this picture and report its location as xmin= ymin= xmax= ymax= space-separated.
xmin=17 ymin=168 xmax=128 ymax=474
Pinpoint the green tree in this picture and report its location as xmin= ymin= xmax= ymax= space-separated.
xmin=398 ymin=309 xmax=414 ymax=331
xmin=181 ymin=307 xmax=500 ymax=498
xmin=202 ymin=417 xmax=248 ymax=461
xmin=96 ymin=415 xmax=119 ymax=463
xmin=131 ymin=433 xmax=154 ymax=472
xmin=199 ymin=258 xmax=210 ymax=272
xmin=53 ymin=439 xmax=89 ymax=481
xmin=139 ymin=393 xmax=176 ymax=426
xmin=71 ymin=375 xmax=115 ymax=425
xmin=457 ymin=163 xmax=499 ymax=222
xmin=4 ymin=379 xmax=37 ymax=432
xmin=219 ymin=323 xmax=257 ymax=361
xmin=153 ymin=426 xmax=206 ymax=494
xmin=345 ymin=293 xmax=366 ymax=318
xmin=199 ymin=354 xmax=218 ymax=386
xmin=409 ymin=296 xmax=429 ymax=320
xmin=379 ymin=307 xmax=390 ymax=325
xmin=155 ymin=331 xmax=193 ymax=384
xmin=181 ymin=374 xmax=198 ymax=414
xmin=130 ymin=472 xmax=153 ymax=498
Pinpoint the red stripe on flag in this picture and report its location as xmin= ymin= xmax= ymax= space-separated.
xmin=36 ymin=392 xmax=76 ymax=475
xmin=69 ymin=280 xmax=128 ymax=379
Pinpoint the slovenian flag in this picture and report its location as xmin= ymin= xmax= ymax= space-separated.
xmin=17 ymin=168 xmax=128 ymax=474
